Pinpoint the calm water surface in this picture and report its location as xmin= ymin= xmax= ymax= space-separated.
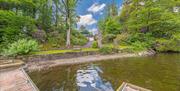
xmin=29 ymin=54 xmax=180 ymax=91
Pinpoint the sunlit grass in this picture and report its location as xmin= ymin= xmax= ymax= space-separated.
xmin=32 ymin=45 xmax=141 ymax=55
xmin=82 ymin=48 xmax=99 ymax=52
xmin=32 ymin=48 xmax=99 ymax=55
xmin=118 ymin=45 xmax=133 ymax=49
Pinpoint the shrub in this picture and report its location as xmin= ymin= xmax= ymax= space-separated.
xmin=131 ymin=41 xmax=148 ymax=51
xmin=92 ymin=41 xmax=98 ymax=48
xmin=71 ymin=30 xmax=88 ymax=46
xmin=0 ymin=44 xmax=3 ymax=55
xmin=155 ymin=33 xmax=180 ymax=52
xmin=0 ymin=10 xmax=35 ymax=44
xmin=99 ymin=45 xmax=114 ymax=54
xmin=47 ymin=32 xmax=66 ymax=48
xmin=114 ymin=33 xmax=130 ymax=45
xmin=71 ymin=36 xmax=88 ymax=46
xmin=102 ymin=34 xmax=116 ymax=43
xmin=3 ymin=39 xmax=39 ymax=56
xmin=125 ymin=33 xmax=155 ymax=50
xmin=120 ymin=47 xmax=134 ymax=53
xmin=155 ymin=38 xmax=180 ymax=52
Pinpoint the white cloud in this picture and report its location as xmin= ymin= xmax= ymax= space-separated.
xmin=77 ymin=14 xmax=97 ymax=26
xmin=88 ymin=3 xmax=106 ymax=13
xmin=119 ymin=6 xmax=122 ymax=10
xmin=118 ymin=6 xmax=123 ymax=15
xmin=100 ymin=12 xmax=103 ymax=15
xmin=89 ymin=28 xmax=98 ymax=35
xmin=90 ymin=28 xmax=97 ymax=32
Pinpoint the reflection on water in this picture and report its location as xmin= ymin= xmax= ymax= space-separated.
xmin=29 ymin=54 xmax=180 ymax=91
xmin=76 ymin=65 xmax=114 ymax=91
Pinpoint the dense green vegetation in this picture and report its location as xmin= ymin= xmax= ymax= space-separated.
xmin=3 ymin=39 xmax=39 ymax=56
xmin=0 ymin=0 xmax=88 ymax=56
xmin=0 ymin=0 xmax=179 ymax=56
xmin=98 ymin=0 xmax=180 ymax=53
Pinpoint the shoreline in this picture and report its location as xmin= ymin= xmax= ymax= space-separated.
xmin=27 ymin=50 xmax=155 ymax=71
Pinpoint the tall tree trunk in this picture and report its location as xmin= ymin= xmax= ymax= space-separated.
xmin=97 ymin=30 xmax=102 ymax=48
xmin=146 ymin=8 xmax=150 ymax=33
xmin=66 ymin=18 xmax=71 ymax=47
xmin=55 ymin=0 xmax=58 ymax=27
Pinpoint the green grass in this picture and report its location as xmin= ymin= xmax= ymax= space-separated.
xmin=102 ymin=44 xmax=133 ymax=49
xmin=32 ymin=48 xmax=99 ymax=55
xmin=33 ymin=45 xmax=144 ymax=55
xmin=118 ymin=45 xmax=133 ymax=49
xmin=82 ymin=48 xmax=99 ymax=52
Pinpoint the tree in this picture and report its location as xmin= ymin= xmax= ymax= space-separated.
xmin=52 ymin=0 xmax=63 ymax=27
xmin=98 ymin=2 xmax=121 ymax=44
xmin=0 ymin=10 xmax=35 ymax=44
xmin=35 ymin=0 xmax=53 ymax=30
xmin=79 ymin=25 xmax=90 ymax=35
xmin=123 ymin=0 xmax=180 ymax=37
xmin=116 ymin=0 xmax=180 ymax=51
xmin=106 ymin=0 xmax=118 ymax=17
xmin=59 ymin=0 xmax=79 ymax=47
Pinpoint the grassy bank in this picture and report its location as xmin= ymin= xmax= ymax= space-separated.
xmin=32 ymin=48 xmax=99 ymax=55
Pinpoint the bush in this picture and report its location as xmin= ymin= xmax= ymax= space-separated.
xmin=102 ymin=34 xmax=116 ymax=43
xmin=99 ymin=45 xmax=114 ymax=54
xmin=131 ymin=41 xmax=148 ymax=51
xmin=92 ymin=41 xmax=98 ymax=48
xmin=47 ymin=31 xmax=66 ymax=48
xmin=155 ymin=33 xmax=180 ymax=52
xmin=119 ymin=47 xmax=134 ymax=53
xmin=3 ymin=39 xmax=39 ymax=56
xmin=71 ymin=30 xmax=88 ymax=46
xmin=0 ymin=10 xmax=35 ymax=44
xmin=0 ymin=44 xmax=3 ymax=55
xmin=155 ymin=38 xmax=180 ymax=52
xmin=114 ymin=33 xmax=130 ymax=45
xmin=71 ymin=36 xmax=88 ymax=46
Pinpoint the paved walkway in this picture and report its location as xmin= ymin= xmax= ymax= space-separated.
xmin=0 ymin=68 xmax=36 ymax=91
xmin=83 ymin=41 xmax=93 ymax=48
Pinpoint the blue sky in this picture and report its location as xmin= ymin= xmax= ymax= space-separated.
xmin=76 ymin=0 xmax=123 ymax=34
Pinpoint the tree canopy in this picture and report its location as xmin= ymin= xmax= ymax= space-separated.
xmin=98 ymin=0 xmax=180 ymax=52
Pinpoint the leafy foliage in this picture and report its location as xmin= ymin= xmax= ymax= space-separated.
xmin=3 ymin=39 xmax=39 ymax=56
xmin=99 ymin=45 xmax=114 ymax=54
xmin=155 ymin=33 xmax=180 ymax=52
xmin=114 ymin=33 xmax=130 ymax=45
xmin=99 ymin=0 xmax=180 ymax=52
xmin=0 ymin=0 xmax=88 ymax=55
xmin=0 ymin=10 xmax=35 ymax=44
xmin=92 ymin=41 xmax=98 ymax=48
xmin=71 ymin=30 xmax=88 ymax=46
xmin=0 ymin=0 xmax=36 ymax=16
xmin=102 ymin=34 xmax=116 ymax=44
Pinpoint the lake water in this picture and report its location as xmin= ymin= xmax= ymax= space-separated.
xmin=29 ymin=53 xmax=180 ymax=91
